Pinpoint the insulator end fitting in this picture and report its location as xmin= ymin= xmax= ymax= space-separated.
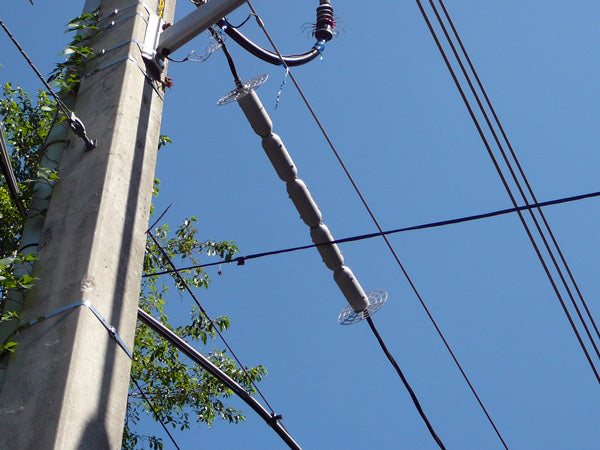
xmin=315 ymin=4 xmax=335 ymax=42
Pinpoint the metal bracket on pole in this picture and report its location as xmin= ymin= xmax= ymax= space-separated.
xmin=141 ymin=0 xmax=246 ymax=77
xmin=141 ymin=9 xmax=165 ymax=77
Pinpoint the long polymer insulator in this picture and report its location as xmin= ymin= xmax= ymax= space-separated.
xmin=237 ymin=90 xmax=369 ymax=312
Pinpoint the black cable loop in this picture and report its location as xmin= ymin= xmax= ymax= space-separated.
xmin=416 ymin=0 xmax=600 ymax=385
xmin=217 ymin=19 xmax=323 ymax=67
xmin=214 ymin=0 xmax=334 ymax=67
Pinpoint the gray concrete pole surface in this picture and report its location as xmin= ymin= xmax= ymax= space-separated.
xmin=0 ymin=0 xmax=175 ymax=448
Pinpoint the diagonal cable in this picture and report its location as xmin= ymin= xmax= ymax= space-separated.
xmin=426 ymin=0 xmax=600 ymax=367
xmin=146 ymin=230 xmax=277 ymax=415
xmin=131 ymin=375 xmax=183 ymax=450
xmin=416 ymin=0 xmax=600 ymax=383
xmin=0 ymin=18 xmax=95 ymax=149
xmin=0 ymin=124 xmax=27 ymax=218
xmin=367 ymin=316 xmax=446 ymax=450
xmin=435 ymin=0 xmax=600 ymax=355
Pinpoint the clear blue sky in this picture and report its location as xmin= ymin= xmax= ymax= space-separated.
xmin=3 ymin=1 xmax=600 ymax=449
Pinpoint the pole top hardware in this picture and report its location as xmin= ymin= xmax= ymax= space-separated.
xmin=141 ymin=0 xmax=247 ymax=78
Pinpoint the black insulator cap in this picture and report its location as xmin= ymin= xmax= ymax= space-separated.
xmin=315 ymin=4 xmax=334 ymax=42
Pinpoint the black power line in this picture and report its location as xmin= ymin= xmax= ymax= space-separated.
xmin=137 ymin=308 xmax=302 ymax=450
xmin=0 ymin=124 xmax=27 ymax=218
xmin=130 ymin=376 xmax=183 ymax=450
xmin=0 ymin=18 xmax=96 ymax=150
xmin=146 ymin=230 xmax=278 ymax=415
xmin=434 ymin=0 xmax=600 ymax=364
xmin=416 ymin=0 xmax=600 ymax=384
xmin=143 ymin=189 xmax=600 ymax=278
xmin=426 ymin=0 xmax=600 ymax=369
xmin=367 ymin=316 xmax=447 ymax=450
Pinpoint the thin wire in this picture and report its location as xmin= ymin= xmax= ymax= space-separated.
xmin=0 ymin=18 xmax=95 ymax=149
xmin=147 ymin=203 xmax=173 ymax=232
xmin=416 ymin=0 xmax=600 ymax=383
xmin=131 ymin=376 xmax=182 ymax=450
xmin=228 ymin=4 xmax=508 ymax=444
xmin=436 ymin=0 xmax=600 ymax=355
xmin=210 ymin=27 xmax=243 ymax=88
xmin=143 ymin=190 xmax=600 ymax=278
xmin=0 ymin=19 xmax=70 ymax=114
xmin=146 ymin=230 xmax=277 ymax=415
xmin=0 ymin=124 xmax=27 ymax=219
xmin=367 ymin=316 xmax=446 ymax=449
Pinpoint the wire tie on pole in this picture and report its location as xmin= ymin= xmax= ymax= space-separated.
xmin=10 ymin=300 xmax=133 ymax=359
xmin=102 ymin=11 xmax=149 ymax=32
xmin=98 ymin=2 xmax=151 ymax=23
xmin=97 ymin=39 xmax=144 ymax=58
xmin=82 ymin=55 xmax=164 ymax=100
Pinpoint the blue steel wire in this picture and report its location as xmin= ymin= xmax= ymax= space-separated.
xmin=415 ymin=0 xmax=600 ymax=386
xmin=435 ymin=0 xmax=600 ymax=356
xmin=275 ymin=66 xmax=290 ymax=110
xmin=243 ymin=0 xmax=507 ymax=446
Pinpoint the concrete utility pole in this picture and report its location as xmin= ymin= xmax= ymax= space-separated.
xmin=0 ymin=0 xmax=176 ymax=447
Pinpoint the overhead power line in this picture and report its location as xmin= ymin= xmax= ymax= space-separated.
xmin=0 ymin=124 xmax=27 ymax=218
xmin=146 ymin=230 xmax=278 ymax=415
xmin=130 ymin=376 xmax=183 ymax=450
xmin=143 ymin=189 xmax=600 ymax=278
xmin=433 ymin=0 xmax=600 ymax=363
xmin=417 ymin=0 xmax=600 ymax=384
xmin=367 ymin=316 xmax=447 ymax=449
